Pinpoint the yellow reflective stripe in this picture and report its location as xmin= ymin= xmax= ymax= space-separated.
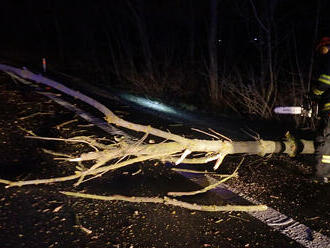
xmin=321 ymin=74 xmax=330 ymax=80
xmin=318 ymin=74 xmax=330 ymax=85
xmin=323 ymin=103 xmax=330 ymax=111
xmin=321 ymin=155 xmax=330 ymax=164
xmin=313 ymin=88 xmax=324 ymax=95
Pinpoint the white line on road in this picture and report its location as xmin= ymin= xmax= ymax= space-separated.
xmin=181 ymin=172 xmax=330 ymax=248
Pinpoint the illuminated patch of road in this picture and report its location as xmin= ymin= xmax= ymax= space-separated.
xmin=120 ymin=93 xmax=179 ymax=116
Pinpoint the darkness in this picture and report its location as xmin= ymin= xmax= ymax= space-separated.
xmin=1 ymin=0 xmax=330 ymax=118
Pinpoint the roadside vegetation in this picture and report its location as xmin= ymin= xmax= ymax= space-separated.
xmin=0 ymin=0 xmax=324 ymax=125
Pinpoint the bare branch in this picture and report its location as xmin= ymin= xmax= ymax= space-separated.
xmin=60 ymin=191 xmax=267 ymax=212
xmin=0 ymin=64 xmax=316 ymax=213
xmin=167 ymin=158 xmax=243 ymax=197
xmin=249 ymin=0 xmax=268 ymax=33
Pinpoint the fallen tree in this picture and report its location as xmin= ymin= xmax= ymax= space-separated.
xmin=0 ymin=64 xmax=315 ymax=212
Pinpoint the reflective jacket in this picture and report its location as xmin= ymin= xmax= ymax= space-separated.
xmin=312 ymin=54 xmax=330 ymax=113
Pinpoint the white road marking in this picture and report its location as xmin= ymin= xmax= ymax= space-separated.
xmin=181 ymin=172 xmax=330 ymax=248
xmin=38 ymin=92 xmax=128 ymax=137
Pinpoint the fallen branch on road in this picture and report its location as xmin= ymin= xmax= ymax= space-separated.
xmin=0 ymin=64 xmax=316 ymax=212
xmin=167 ymin=158 xmax=243 ymax=196
xmin=60 ymin=191 xmax=268 ymax=212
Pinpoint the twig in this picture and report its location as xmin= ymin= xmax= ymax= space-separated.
xmin=175 ymin=149 xmax=192 ymax=165
xmin=171 ymin=168 xmax=232 ymax=177
xmin=17 ymin=126 xmax=37 ymax=136
xmin=55 ymin=119 xmax=79 ymax=129
xmin=70 ymin=130 xmax=88 ymax=136
xmin=19 ymin=112 xmax=53 ymax=120
xmin=248 ymin=0 xmax=269 ymax=33
xmin=203 ymin=152 xmax=229 ymax=170
xmin=213 ymin=153 xmax=227 ymax=170
xmin=167 ymin=172 xmax=237 ymax=197
xmin=191 ymin=128 xmax=219 ymax=140
xmin=0 ymin=179 xmax=13 ymax=185
xmin=77 ymin=123 xmax=94 ymax=127
xmin=208 ymin=128 xmax=232 ymax=142
xmin=25 ymin=136 xmax=99 ymax=152
xmin=171 ymin=168 xmax=215 ymax=174
xmin=73 ymin=214 xmax=92 ymax=235
xmin=42 ymin=149 xmax=73 ymax=158
xmin=60 ymin=191 xmax=267 ymax=212
xmin=167 ymin=158 xmax=244 ymax=197
xmin=132 ymin=169 xmax=142 ymax=175
xmin=228 ymin=214 xmax=250 ymax=222
xmin=1 ymin=150 xmax=178 ymax=188
xmin=77 ymin=132 xmax=150 ymax=184
xmin=74 ymin=157 xmax=109 ymax=186
xmin=240 ymin=128 xmax=260 ymax=141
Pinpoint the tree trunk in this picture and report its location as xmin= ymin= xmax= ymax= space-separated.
xmin=126 ymin=0 xmax=153 ymax=76
xmin=188 ymin=0 xmax=196 ymax=64
xmin=208 ymin=0 xmax=219 ymax=103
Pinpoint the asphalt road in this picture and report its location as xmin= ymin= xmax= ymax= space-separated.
xmin=0 ymin=69 xmax=329 ymax=248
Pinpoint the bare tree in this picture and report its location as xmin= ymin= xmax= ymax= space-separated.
xmin=126 ymin=0 xmax=153 ymax=77
xmin=47 ymin=0 xmax=65 ymax=62
xmin=307 ymin=0 xmax=321 ymax=92
xmin=208 ymin=0 xmax=219 ymax=103
xmin=188 ymin=0 xmax=196 ymax=64
xmin=248 ymin=0 xmax=278 ymax=116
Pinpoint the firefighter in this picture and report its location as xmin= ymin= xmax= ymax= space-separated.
xmin=311 ymin=37 xmax=330 ymax=182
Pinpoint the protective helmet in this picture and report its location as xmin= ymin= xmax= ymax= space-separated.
xmin=316 ymin=37 xmax=330 ymax=54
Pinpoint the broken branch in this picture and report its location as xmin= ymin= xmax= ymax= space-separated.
xmin=60 ymin=191 xmax=267 ymax=212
